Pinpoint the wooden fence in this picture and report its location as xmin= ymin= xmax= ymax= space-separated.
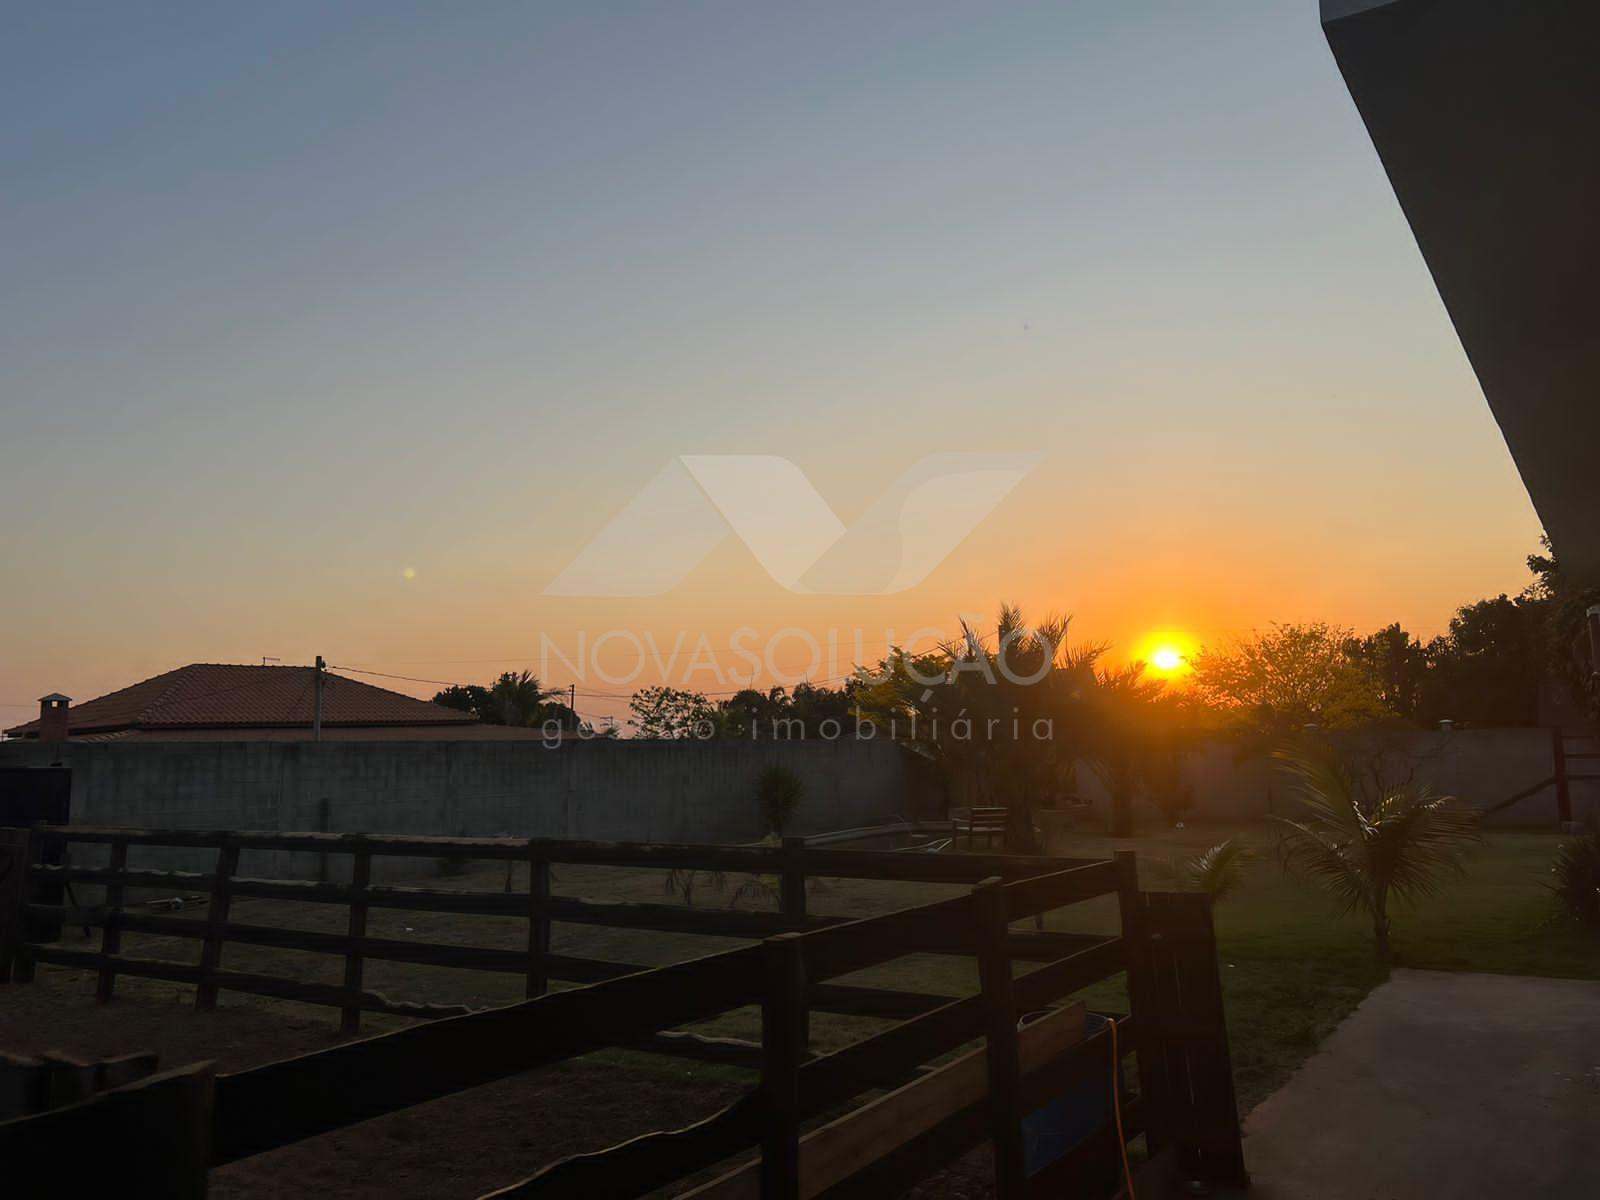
xmin=1 ymin=824 xmax=1103 ymax=1037
xmin=0 ymin=1061 xmax=214 ymax=1199
xmin=0 ymin=1048 xmax=159 ymax=1121
xmin=1483 ymin=727 xmax=1600 ymax=825
xmin=0 ymin=825 xmax=1246 ymax=1197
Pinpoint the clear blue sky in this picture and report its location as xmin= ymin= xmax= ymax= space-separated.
xmin=0 ymin=2 xmax=1541 ymax=718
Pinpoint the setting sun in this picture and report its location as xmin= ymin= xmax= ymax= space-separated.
xmin=1135 ymin=632 xmax=1196 ymax=679
xmin=1151 ymin=646 xmax=1184 ymax=672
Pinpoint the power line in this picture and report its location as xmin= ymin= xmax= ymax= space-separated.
xmin=334 ymin=656 xmax=550 ymax=668
xmin=336 ymin=635 xmax=906 ymax=673
xmin=330 ymin=665 xmax=461 ymax=688
xmin=336 ymin=661 xmax=870 ymax=697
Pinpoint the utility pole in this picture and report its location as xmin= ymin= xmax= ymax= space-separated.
xmin=568 ymin=683 xmax=577 ymax=732
xmin=312 ymin=655 xmax=326 ymax=742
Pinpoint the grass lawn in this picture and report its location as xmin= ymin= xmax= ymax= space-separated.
xmin=1049 ymin=822 xmax=1598 ymax=1108
xmin=22 ymin=821 xmax=1596 ymax=1117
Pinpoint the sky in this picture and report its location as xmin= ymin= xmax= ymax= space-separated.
xmin=0 ymin=1 xmax=1544 ymax=729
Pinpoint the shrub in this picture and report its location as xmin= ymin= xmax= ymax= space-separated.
xmin=755 ymin=764 xmax=804 ymax=836
xmin=1552 ymin=826 xmax=1600 ymax=926
xmin=664 ymin=866 xmax=724 ymax=907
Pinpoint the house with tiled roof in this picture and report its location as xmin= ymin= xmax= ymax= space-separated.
xmin=3 ymin=664 xmax=544 ymax=743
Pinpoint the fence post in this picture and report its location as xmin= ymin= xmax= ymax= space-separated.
xmin=1552 ymin=727 xmax=1572 ymax=825
xmin=973 ymin=876 xmax=1026 ymax=1198
xmin=195 ymin=844 xmax=239 ymax=1012
xmin=341 ymin=850 xmax=371 ymax=1035
xmin=1146 ymin=891 xmax=1248 ymax=1189
xmin=119 ymin=1062 xmax=215 ymax=1200
xmin=9 ymin=828 xmax=40 ymax=984
xmin=526 ymin=851 xmax=551 ymax=999
xmin=0 ymin=1062 xmax=216 ymax=1200
xmin=95 ymin=837 xmax=129 ymax=1003
xmin=317 ymin=798 xmax=332 ymax=882
xmin=779 ymin=837 xmax=810 ymax=1047
xmin=0 ymin=829 xmax=30 ymax=984
xmin=1114 ymin=850 xmax=1170 ymax=1155
xmin=759 ymin=932 xmax=806 ymax=1200
xmin=779 ymin=837 xmax=807 ymax=930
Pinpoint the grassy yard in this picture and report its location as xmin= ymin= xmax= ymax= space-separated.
xmin=1053 ymin=822 xmax=1598 ymax=1107
xmin=24 ymin=821 xmax=1597 ymax=1116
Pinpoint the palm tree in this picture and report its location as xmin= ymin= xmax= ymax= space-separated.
xmin=755 ymin=763 xmax=805 ymax=836
xmin=857 ymin=605 xmax=1100 ymax=852
xmin=1087 ymin=662 xmax=1167 ymax=837
xmin=487 ymin=670 xmax=550 ymax=727
xmin=1270 ymin=742 xmax=1479 ymax=962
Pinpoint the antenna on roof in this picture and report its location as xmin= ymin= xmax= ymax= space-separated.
xmin=261 ymin=656 xmax=281 ymax=666
xmin=313 ymin=655 xmax=326 ymax=742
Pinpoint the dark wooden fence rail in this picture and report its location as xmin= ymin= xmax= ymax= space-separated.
xmin=486 ymin=853 xmax=1252 ymax=1200
xmin=1 ymin=825 xmax=1245 ymax=1198
xmin=0 ymin=1049 xmax=159 ymax=1120
xmin=0 ymin=1061 xmax=215 ymax=1200
xmin=3 ymin=824 xmax=1104 ymax=1034
xmin=478 ymin=855 xmax=1227 ymax=1200
xmin=204 ymin=856 xmax=1141 ymax=1197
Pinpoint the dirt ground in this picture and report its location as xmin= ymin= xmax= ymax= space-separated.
xmin=5 ymin=964 xmax=749 ymax=1199
xmin=210 ymin=1059 xmax=752 ymax=1200
xmin=4 ymin=964 xmax=1006 ymax=1199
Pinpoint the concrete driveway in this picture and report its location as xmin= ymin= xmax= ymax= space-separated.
xmin=1239 ymin=969 xmax=1600 ymax=1199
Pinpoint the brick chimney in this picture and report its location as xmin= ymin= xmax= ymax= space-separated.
xmin=38 ymin=693 xmax=71 ymax=744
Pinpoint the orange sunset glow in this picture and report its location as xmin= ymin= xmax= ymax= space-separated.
xmin=0 ymin=3 xmax=1546 ymax=729
xmin=4 ymin=9 xmax=1596 ymax=1199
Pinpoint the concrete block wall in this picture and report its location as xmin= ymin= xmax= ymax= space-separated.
xmin=1067 ymin=727 xmax=1599 ymax=828
xmin=2 ymin=724 xmax=1584 ymax=882
xmin=0 ymin=738 xmax=918 ymax=881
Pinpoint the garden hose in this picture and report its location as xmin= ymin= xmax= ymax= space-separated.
xmin=1107 ymin=1016 xmax=1136 ymax=1200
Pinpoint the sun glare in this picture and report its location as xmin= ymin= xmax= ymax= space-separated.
xmin=1151 ymin=646 xmax=1184 ymax=672
xmin=1137 ymin=632 xmax=1196 ymax=679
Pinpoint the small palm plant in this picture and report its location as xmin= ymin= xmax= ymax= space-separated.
xmin=755 ymin=764 xmax=804 ymax=836
xmin=725 ymin=767 xmax=807 ymax=910
xmin=1551 ymin=823 xmax=1600 ymax=926
xmin=1172 ymin=838 xmax=1252 ymax=904
xmin=1270 ymin=743 xmax=1479 ymax=962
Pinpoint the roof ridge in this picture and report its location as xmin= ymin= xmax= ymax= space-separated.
xmin=4 ymin=662 xmax=476 ymax=738
xmin=142 ymin=664 xmax=210 ymax=724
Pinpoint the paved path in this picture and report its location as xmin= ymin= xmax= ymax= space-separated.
xmin=1239 ymin=969 xmax=1600 ymax=1199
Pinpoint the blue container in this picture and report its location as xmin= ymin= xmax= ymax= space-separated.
xmin=1020 ymin=1012 xmax=1119 ymax=1176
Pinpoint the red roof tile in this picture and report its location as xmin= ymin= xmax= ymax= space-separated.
xmin=63 ymin=723 xmax=551 ymax=743
xmin=4 ymin=664 xmax=480 ymax=738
